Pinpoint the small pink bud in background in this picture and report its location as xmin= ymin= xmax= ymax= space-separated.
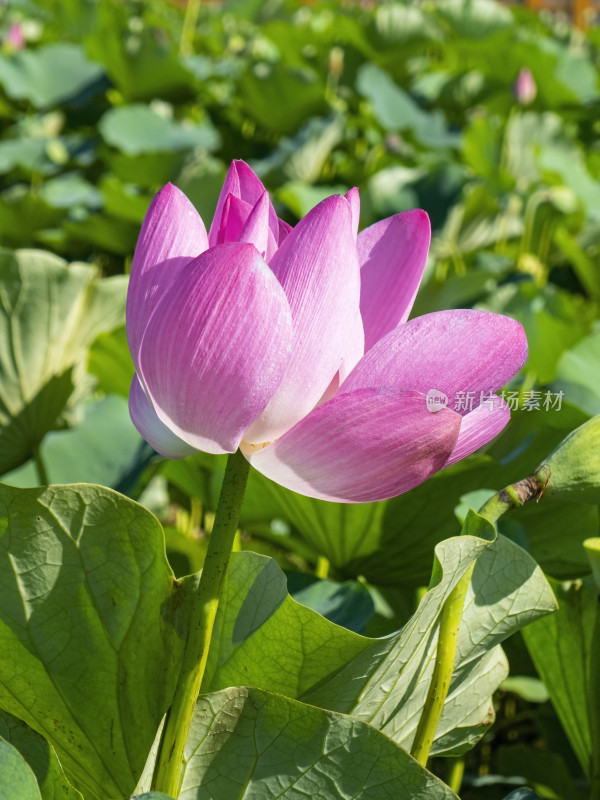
xmin=514 ymin=68 xmax=537 ymax=105
xmin=5 ymin=23 xmax=25 ymax=50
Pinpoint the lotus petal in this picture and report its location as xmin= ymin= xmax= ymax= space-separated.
xmin=358 ymin=210 xmax=430 ymax=351
xmin=345 ymin=187 xmax=360 ymax=240
xmin=209 ymin=160 xmax=280 ymax=249
xmin=445 ymin=397 xmax=510 ymax=466
xmin=342 ymin=309 xmax=528 ymax=414
xmin=244 ymin=195 xmax=362 ymax=444
xmin=239 ymin=191 xmax=278 ymax=259
xmin=243 ymin=388 xmax=461 ymax=502
xmin=214 ymin=194 xmax=253 ymax=245
xmin=129 ymin=375 xmax=196 ymax=458
xmin=127 ymin=183 xmax=208 ymax=370
xmin=138 ymin=243 xmax=293 ymax=454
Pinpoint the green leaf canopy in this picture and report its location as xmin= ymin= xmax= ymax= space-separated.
xmin=0 ymin=250 xmax=127 ymax=476
xmin=0 ymin=484 xmax=191 ymax=799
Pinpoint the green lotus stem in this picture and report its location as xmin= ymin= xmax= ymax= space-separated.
xmin=180 ymin=0 xmax=201 ymax=55
xmin=590 ymin=605 xmax=600 ymax=800
xmin=411 ymin=474 xmax=545 ymax=767
xmin=410 ymin=561 xmax=475 ymax=766
xmin=316 ymin=555 xmax=330 ymax=580
xmin=585 ymin=539 xmax=600 ymax=800
xmin=152 ymin=449 xmax=250 ymax=797
xmin=32 ymin=444 xmax=49 ymax=486
xmin=447 ymin=757 xmax=465 ymax=795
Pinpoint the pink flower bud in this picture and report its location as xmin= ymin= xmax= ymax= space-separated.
xmin=515 ymin=68 xmax=537 ymax=105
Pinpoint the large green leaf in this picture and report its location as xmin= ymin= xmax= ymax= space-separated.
xmin=433 ymin=0 xmax=513 ymax=38
xmin=285 ymin=572 xmax=375 ymax=634
xmin=496 ymin=743 xmax=586 ymax=800
xmin=203 ymin=552 xmax=370 ymax=697
xmin=85 ymin=14 xmax=195 ymax=101
xmin=99 ymin=105 xmax=219 ymax=156
xmin=239 ymin=62 xmax=327 ymax=135
xmin=553 ymin=327 xmax=600 ymax=417
xmin=0 ymin=484 xmax=192 ymax=800
xmin=132 ymin=795 xmax=174 ymax=800
xmin=522 ymin=577 xmax=596 ymax=778
xmin=87 ymin=326 xmax=135 ymax=399
xmin=0 ymin=138 xmax=61 ymax=177
xmin=0 ymin=709 xmax=82 ymax=799
xmin=356 ymin=63 xmax=456 ymax=148
xmin=0 ymin=250 xmax=127 ymax=476
xmin=303 ymin=516 xmax=556 ymax=756
xmin=204 ymin=519 xmax=555 ymax=756
xmin=2 ymin=396 xmax=151 ymax=493
xmin=0 ymin=738 xmax=41 ymax=800
xmin=0 ymin=43 xmax=104 ymax=108
xmin=178 ymin=687 xmax=458 ymax=800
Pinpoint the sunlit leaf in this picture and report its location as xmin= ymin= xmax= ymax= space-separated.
xmin=178 ymin=687 xmax=459 ymax=800
xmin=2 ymin=396 xmax=151 ymax=492
xmin=88 ymin=326 xmax=135 ymax=399
xmin=0 ymin=250 xmax=127 ymax=476
xmin=99 ymin=105 xmax=219 ymax=156
xmin=0 ymin=484 xmax=192 ymax=799
xmin=204 ymin=520 xmax=555 ymax=756
xmin=522 ymin=577 xmax=596 ymax=778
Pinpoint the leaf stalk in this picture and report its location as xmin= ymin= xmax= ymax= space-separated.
xmin=410 ymin=561 xmax=475 ymax=766
xmin=411 ymin=473 xmax=545 ymax=768
xmin=152 ymin=449 xmax=250 ymax=797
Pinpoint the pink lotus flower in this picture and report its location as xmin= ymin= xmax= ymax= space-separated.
xmin=127 ymin=161 xmax=527 ymax=502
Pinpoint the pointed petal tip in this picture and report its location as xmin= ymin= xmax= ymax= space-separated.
xmin=147 ymin=182 xmax=204 ymax=225
xmin=304 ymin=192 xmax=353 ymax=229
xmin=344 ymin=187 xmax=360 ymax=239
xmin=156 ymin=181 xmax=185 ymax=201
xmin=444 ymin=397 xmax=511 ymax=467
